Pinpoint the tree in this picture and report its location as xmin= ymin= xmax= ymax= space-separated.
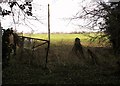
xmin=73 ymin=0 xmax=120 ymax=56
xmin=104 ymin=1 xmax=120 ymax=55
xmin=0 ymin=0 xmax=43 ymax=33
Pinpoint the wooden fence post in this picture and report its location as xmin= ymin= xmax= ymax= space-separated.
xmin=45 ymin=4 xmax=50 ymax=68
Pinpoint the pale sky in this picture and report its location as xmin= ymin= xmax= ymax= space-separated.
xmin=1 ymin=0 xmax=118 ymax=33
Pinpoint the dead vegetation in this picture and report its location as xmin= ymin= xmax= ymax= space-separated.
xmin=2 ymin=39 xmax=120 ymax=84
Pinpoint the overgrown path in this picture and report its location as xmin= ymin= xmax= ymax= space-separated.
xmin=2 ymin=38 xmax=120 ymax=84
xmin=2 ymin=47 xmax=120 ymax=84
xmin=2 ymin=61 xmax=120 ymax=84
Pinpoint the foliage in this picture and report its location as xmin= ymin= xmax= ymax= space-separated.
xmin=0 ymin=1 xmax=42 ymax=33
xmin=1 ymin=1 xmax=32 ymax=17
xmin=74 ymin=1 xmax=120 ymax=55
xmin=103 ymin=2 xmax=120 ymax=55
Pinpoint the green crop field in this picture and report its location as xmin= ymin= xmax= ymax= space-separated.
xmin=2 ymin=33 xmax=120 ymax=84
xmin=24 ymin=33 xmax=90 ymax=42
xmin=22 ymin=33 xmax=108 ymax=47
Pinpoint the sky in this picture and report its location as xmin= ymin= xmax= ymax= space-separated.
xmin=0 ymin=0 xmax=120 ymax=33
xmin=0 ymin=0 xmax=92 ymax=33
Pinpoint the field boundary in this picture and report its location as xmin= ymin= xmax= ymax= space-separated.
xmin=19 ymin=36 xmax=50 ymax=67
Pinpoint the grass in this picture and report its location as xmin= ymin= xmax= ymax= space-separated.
xmin=23 ymin=33 xmax=89 ymax=41
xmin=23 ymin=33 xmax=104 ymax=47
xmin=2 ymin=33 xmax=120 ymax=84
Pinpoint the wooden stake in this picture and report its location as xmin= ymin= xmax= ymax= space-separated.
xmin=45 ymin=4 xmax=50 ymax=68
xmin=48 ymin=4 xmax=50 ymax=44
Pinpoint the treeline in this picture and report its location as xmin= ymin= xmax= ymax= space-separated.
xmin=17 ymin=31 xmax=95 ymax=34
